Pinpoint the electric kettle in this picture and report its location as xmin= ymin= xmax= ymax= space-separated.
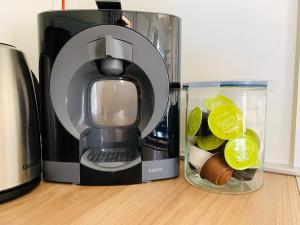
xmin=0 ymin=43 xmax=41 ymax=202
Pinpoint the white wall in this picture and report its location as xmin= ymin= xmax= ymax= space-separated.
xmin=0 ymin=0 xmax=54 ymax=74
xmin=294 ymin=65 xmax=300 ymax=168
xmin=0 ymin=0 xmax=298 ymax=166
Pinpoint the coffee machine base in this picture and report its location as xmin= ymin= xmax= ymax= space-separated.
xmin=43 ymin=158 xmax=179 ymax=185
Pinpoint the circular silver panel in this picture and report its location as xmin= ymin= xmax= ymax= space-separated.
xmin=50 ymin=25 xmax=169 ymax=139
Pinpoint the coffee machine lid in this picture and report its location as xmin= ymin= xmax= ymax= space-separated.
xmin=50 ymin=24 xmax=169 ymax=139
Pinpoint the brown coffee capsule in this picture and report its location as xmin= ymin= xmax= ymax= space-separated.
xmin=200 ymin=153 xmax=233 ymax=185
xmin=233 ymin=168 xmax=257 ymax=181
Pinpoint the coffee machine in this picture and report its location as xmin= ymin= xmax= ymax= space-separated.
xmin=38 ymin=0 xmax=181 ymax=185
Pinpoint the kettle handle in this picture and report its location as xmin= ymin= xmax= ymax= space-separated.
xmin=30 ymin=71 xmax=40 ymax=116
xmin=30 ymin=71 xmax=41 ymax=151
xmin=96 ymin=0 xmax=121 ymax=10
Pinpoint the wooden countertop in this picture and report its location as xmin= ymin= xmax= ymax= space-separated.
xmin=1 ymin=162 xmax=300 ymax=225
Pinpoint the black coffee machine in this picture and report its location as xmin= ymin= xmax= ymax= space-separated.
xmin=38 ymin=0 xmax=181 ymax=185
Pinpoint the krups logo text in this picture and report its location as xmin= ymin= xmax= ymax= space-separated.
xmin=148 ymin=168 xmax=163 ymax=173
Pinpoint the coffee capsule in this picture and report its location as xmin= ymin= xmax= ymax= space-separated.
xmin=188 ymin=145 xmax=213 ymax=170
xmin=188 ymin=136 xmax=197 ymax=145
xmin=200 ymin=153 xmax=233 ymax=185
xmin=208 ymin=104 xmax=243 ymax=140
xmin=246 ymin=128 xmax=261 ymax=148
xmin=187 ymin=107 xmax=202 ymax=137
xmin=206 ymin=140 xmax=227 ymax=154
xmin=197 ymin=135 xmax=224 ymax=151
xmin=204 ymin=95 xmax=235 ymax=111
xmin=198 ymin=112 xmax=210 ymax=136
xmin=189 ymin=162 xmax=196 ymax=170
xmin=196 ymin=112 xmax=225 ymax=151
xmin=224 ymin=135 xmax=259 ymax=170
xmin=233 ymin=168 xmax=257 ymax=181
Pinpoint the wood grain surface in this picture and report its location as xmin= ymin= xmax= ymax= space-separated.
xmin=0 ymin=162 xmax=299 ymax=225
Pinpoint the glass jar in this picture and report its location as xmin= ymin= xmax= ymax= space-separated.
xmin=183 ymin=81 xmax=268 ymax=194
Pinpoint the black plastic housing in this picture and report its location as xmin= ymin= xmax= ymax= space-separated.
xmin=38 ymin=10 xmax=180 ymax=185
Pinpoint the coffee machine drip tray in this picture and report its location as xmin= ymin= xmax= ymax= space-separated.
xmin=87 ymin=149 xmax=138 ymax=163
xmin=81 ymin=148 xmax=141 ymax=172
xmin=79 ymin=127 xmax=142 ymax=173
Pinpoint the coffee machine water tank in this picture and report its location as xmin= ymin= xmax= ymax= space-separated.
xmin=38 ymin=0 xmax=181 ymax=185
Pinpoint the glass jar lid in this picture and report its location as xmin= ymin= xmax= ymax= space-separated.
xmin=182 ymin=80 xmax=268 ymax=89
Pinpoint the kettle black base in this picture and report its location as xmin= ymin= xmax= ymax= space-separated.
xmin=0 ymin=177 xmax=40 ymax=203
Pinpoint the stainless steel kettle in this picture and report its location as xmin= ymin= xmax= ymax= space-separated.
xmin=0 ymin=43 xmax=41 ymax=202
